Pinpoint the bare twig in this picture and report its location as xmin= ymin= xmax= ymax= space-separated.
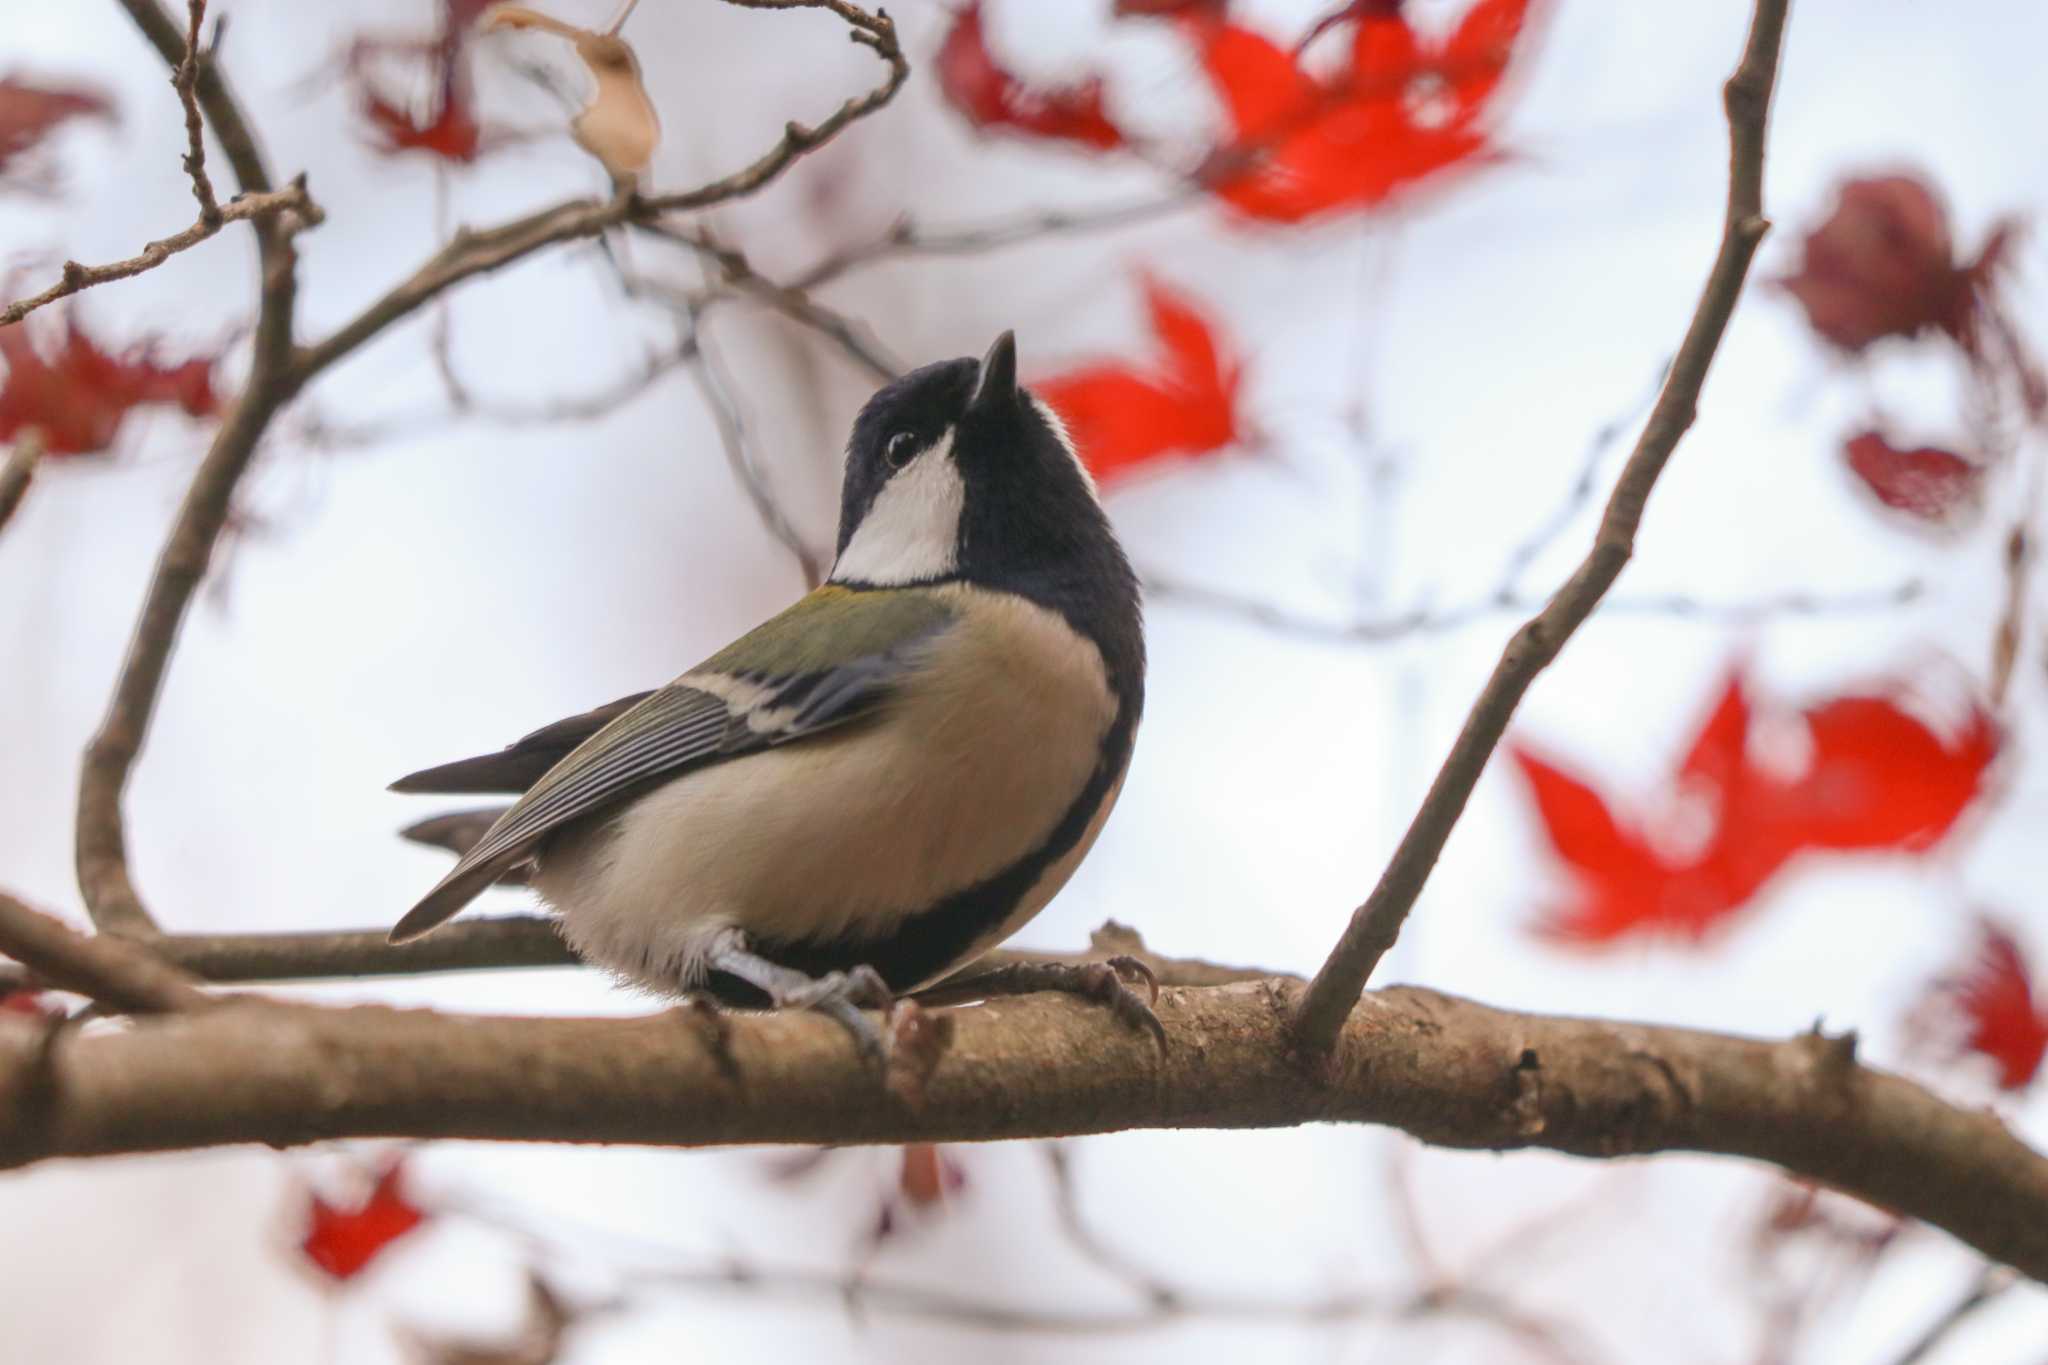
xmin=173 ymin=0 xmax=221 ymax=223
xmin=0 ymin=892 xmax=209 ymax=1014
xmin=80 ymin=0 xmax=309 ymax=935
xmin=0 ymin=434 xmax=45 ymax=535
xmin=641 ymin=223 xmax=905 ymax=381
xmin=684 ymin=313 xmax=829 ymax=587
xmin=787 ymin=194 xmax=1198 ymax=293
xmin=0 ymin=182 xmax=318 ymax=327
xmin=290 ymin=0 xmax=905 ymax=383
xmin=1887 ymin=1265 xmax=2015 ymax=1365
xmin=1145 ymin=575 xmax=1921 ymax=645
xmin=1292 ymin=0 xmax=1792 ymax=1053
xmin=1494 ymin=360 xmax=1670 ymax=593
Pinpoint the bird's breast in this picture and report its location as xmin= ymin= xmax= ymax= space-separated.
xmin=543 ymin=587 xmax=1123 ymax=990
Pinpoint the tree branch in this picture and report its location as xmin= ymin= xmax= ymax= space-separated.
xmin=0 ymin=892 xmax=209 ymax=1014
xmin=0 ymin=182 xmax=319 ymax=327
xmin=78 ymin=0 xmax=308 ymax=936
xmin=1293 ymin=0 xmax=1792 ymax=1052
xmin=0 ymin=433 xmax=44 ymax=536
xmin=290 ymin=0 xmax=905 ymax=385
xmin=171 ymin=0 xmax=220 ymax=223
xmin=3 ymin=975 xmax=2044 ymax=1286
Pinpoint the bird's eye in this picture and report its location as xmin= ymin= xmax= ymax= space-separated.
xmin=884 ymin=431 xmax=918 ymax=469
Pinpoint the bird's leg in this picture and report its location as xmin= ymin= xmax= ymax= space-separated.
xmin=701 ymin=928 xmax=894 ymax=1062
xmin=925 ymin=955 xmax=1166 ymax=1054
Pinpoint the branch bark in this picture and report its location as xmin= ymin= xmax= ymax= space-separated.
xmin=3 ymin=975 xmax=2044 ymax=1286
xmin=0 ymin=893 xmax=209 ymax=1014
xmin=1293 ymin=0 xmax=1792 ymax=1052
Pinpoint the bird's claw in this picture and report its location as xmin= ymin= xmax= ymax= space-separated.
xmin=942 ymin=958 xmax=1167 ymax=1055
xmin=780 ymin=965 xmax=895 ymax=1064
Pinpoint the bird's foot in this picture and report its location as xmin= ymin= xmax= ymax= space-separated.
xmin=937 ymin=956 xmax=1166 ymax=1054
xmin=702 ymin=931 xmax=895 ymax=1064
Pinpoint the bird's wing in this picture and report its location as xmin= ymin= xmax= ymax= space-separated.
xmin=389 ymin=692 xmax=658 ymax=794
xmin=389 ymin=586 xmax=958 ymax=943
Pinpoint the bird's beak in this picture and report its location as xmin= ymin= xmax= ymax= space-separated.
xmin=971 ymin=329 xmax=1018 ymax=409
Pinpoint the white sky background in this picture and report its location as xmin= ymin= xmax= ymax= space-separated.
xmin=3 ymin=0 xmax=2047 ymax=1360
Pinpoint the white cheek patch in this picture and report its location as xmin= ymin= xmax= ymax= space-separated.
xmin=831 ymin=429 xmax=964 ymax=585
xmin=1030 ymin=394 xmax=1098 ymax=500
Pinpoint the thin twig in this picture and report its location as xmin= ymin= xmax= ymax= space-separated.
xmin=290 ymin=0 xmax=905 ymax=384
xmin=787 ymin=193 xmax=1198 ymax=293
xmin=0 ymin=892 xmax=210 ymax=1013
xmin=0 ymin=433 xmax=45 ymax=535
xmin=0 ymin=183 xmax=318 ymax=327
xmin=1292 ymin=0 xmax=1792 ymax=1053
xmin=1494 ymin=360 xmax=1670 ymax=593
xmin=684 ymin=313 xmax=829 ymax=587
xmin=641 ymin=222 xmax=905 ymax=381
xmin=1886 ymin=1265 xmax=2014 ymax=1365
xmin=1145 ymin=574 xmax=1921 ymax=645
xmin=173 ymin=0 xmax=221 ymax=224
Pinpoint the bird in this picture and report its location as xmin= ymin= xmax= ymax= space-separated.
xmin=388 ymin=332 xmax=1147 ymax=1056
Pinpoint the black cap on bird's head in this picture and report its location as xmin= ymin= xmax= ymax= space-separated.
xmin=830 ymin=331 xmax=1112 ymax=592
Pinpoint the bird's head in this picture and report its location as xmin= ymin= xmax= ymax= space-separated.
xmin=830 ymin=332 xmax=1108 ymax=589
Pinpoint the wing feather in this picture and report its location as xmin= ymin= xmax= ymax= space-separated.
xmin=390 ymin=588 xmax=958 ymax=943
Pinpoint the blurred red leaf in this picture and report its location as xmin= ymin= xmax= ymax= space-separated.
xmin=0 ymin=75 xmax=115 ymax=184
xmin=1191 ymin=0 xmax=1533 ymax=222
xmin=1779 ymin=174 xmax=2021 ymax=356
xmin=0 ymin=311 xmax=219 ymax=456
xmin=300 ymin=1161 xmax=428 ymax=1282
xmin=345 ymin=1 xmax=499 ymax=164
xmin=1035 ymin=275 xmax=1243 ymax=480
xmin=1840 ymin=430 xmax=1982 ymax=524
xmin=1518 ymin=670 xmax=1998 ymax=946
xmin=0 ymin=990 xmax=59 ymax=1018
xmin=936 ymin=5 xmax=1124 ymax=152
xmin=1944 ymin=922 xmax=2048 ymax=1090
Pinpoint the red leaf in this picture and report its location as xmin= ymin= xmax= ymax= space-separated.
xmin=1840 ymin=430 xmax=1983 ymax=524
xmin=936 ymin=5 xmax=1124 ymax=152
xmin=0 ymin=76 xmax=116 ymax=184
xmin=1946 ymin=922 xmax=2048 ymax=1090
xmin=344 ymin=0 xmax=497 ymax=164
xmin=1034 ymin=275 xmax=1242 ymax=480
xmin=0 ymin=311 xmax=219 ymax=456
xmin=1516 ymin=669 xmax=1998 ymax=948
xmin=1776 ymin=174 xmax=2016 ymax=355
xmin=300 ymin=1161 xmax=428 ymax=1283
xmin=0 ymin=990 xmax=59 ymax=1019
xmin=1793 ymin=693 xmax=1996 ymax=853
xmin=1191 ymin=0 xmax=1533 ymax=222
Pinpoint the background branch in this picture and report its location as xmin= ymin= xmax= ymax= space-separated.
xmin=0 ymin=434 xmax=44 ymax=536
xmin=1293 ymin=0 xmax=1792 ymax=1052
xmin=0 ymin=892 xmax=209 ymax=1014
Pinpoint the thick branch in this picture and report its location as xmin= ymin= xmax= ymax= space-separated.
xmin=2 ymin=979 xmax=2043 ymax=1285
xmin=79 ymin=0 xmax=306 ymax=936
xmin=0 ymin=183 xmax=319 ymax=327
xmin=1294 ymin=0 xmax=1791 ymax=1051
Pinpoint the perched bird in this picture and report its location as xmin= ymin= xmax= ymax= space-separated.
xmin=390 ymin=333 xmax=1146 ymax=1053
